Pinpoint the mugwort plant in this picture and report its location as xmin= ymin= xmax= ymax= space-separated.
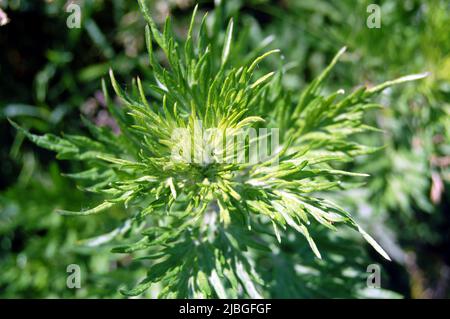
xmin=10 ymin=0 xmax=427 ymax=297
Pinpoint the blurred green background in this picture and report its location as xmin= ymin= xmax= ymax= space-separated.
xmin=0 ymin=0 xmax=449 ymax=298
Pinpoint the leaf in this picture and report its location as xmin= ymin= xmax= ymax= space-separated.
xmin=250 ymin=72 xmax=275 ymax=89
xmin=9 ymin=119 xmax=77 ymax=155
xmin=80 ymin=219 xmax=133 ymax=247
xmin=235 ymin=261 xmax=263 ymax=299
xmin=111 ymin=238 xmax=150 ymax=253
xmin=366 ymin=72 xmax=430 ymax=95
xmin=209 ymin=269 xmax=228 ymax=299
xmin=109 ymin=69 xmax=133 ymax=105
xmin=137 ymin=0 xmax=165 ymax=52
xmin=248 ymin=49 xmax=281 ymax=73
xmin=298 ymin=224 xmax=322 ymax=260
xmin=57 ymin=201 xmax=115 ymax=216
xmin=221 ymin=19 xmax=234 ymax=66
xmin=315 ymin=46 xmax=347 ymax=88
xmin=276 ymin=205 xmax=322 ymax=259
xmin=120 ymin=277 xmax=153 ymax=297
xmin=197 ymin=271 xmax=212 ymax=296
xmin=167 ymin=177 xmax=177 ymax=199
xmin=96 ymin=154 xmax=143 ymax=167
xmin=355 ymin=224 xmax=391 ymax=261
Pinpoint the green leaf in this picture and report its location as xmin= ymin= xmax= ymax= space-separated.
xmin=355 ymin=224 xmax=391 ymax=261
xmin=120 ymin=277 xmax=153 ymax=297
xmin=366 ymin=72 xmax=430 ymax=95
xmin=221 ymin=19 xmax=234 ymax=66
xmin=57 ymin=201 xmax=115 ymax=216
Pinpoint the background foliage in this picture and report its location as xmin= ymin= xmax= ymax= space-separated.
xmin=0 ymin=0 xmax=448 ymax=298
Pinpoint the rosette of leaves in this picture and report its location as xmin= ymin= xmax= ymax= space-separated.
xmin=9 ymin=0 xmax=426 ymax=298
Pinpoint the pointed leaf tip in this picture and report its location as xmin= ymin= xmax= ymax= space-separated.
xmin=357 ymin=225 xmax=391 ymax=261
xmin=56 ymin=201 xmax=115 ymax=216
xmin=221 ymin=18 xmax=234 ymax=65
xmin=367 ymin=72 xmax=430 ymax=94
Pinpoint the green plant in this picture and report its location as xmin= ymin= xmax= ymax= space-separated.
xmin=9 ymin=0 xmax=427 ymax=298
xmin=260 ymin=0 xmax=449 ymax=297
